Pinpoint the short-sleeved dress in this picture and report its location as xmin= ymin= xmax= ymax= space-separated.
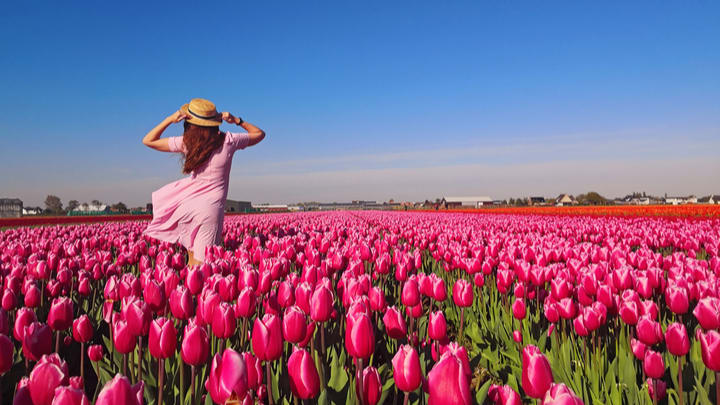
xmin=144 ymin=132 xmax=250 ymax=262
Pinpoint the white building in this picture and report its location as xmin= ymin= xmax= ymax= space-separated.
xmin=664 ymin=196 xmax=697 ymax=205
xmin=442 ymin=196 xmax=493 ymax=208
xmin=22 ymin=207 xmax=43 ymax=215
xmin=73 ymin=203 xmax=109 ymax=212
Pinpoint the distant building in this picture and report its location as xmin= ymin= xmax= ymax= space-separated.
xmin=555 ymin=194 xmax=576 ymax=206
xmin=441 ymin=196 xmax=493 ymax=208
xmin=22 ymin=207 xmax=43 ymax=215
xmin=252 ymin=204 xmax=288 ymax=213
xmin=225 ymin=200 xmax=252 ymax=213
xmin=0 ymin=198 xmax=23 ymax=218
xmin=529 ymin=196 xmax=546 ymax=206
xmin=72 ymin=203 xmax=110 ymax=214
xmin=665 ymin=196 xmax=697 ymax=205
xmin=698 ymin=195 xmax=718 ymax=204
xmin=630 ymin=197 xmax=650 ymax=205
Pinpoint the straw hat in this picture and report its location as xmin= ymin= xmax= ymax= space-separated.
xmin=180 ymin=98 xmax=222 ymax=127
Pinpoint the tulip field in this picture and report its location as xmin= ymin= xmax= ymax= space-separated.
xmin=1 ymin=211 xmax=720 ymax=405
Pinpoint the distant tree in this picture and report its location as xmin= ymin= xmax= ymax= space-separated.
xmin=112 ymin=202 xmax=128 ymax=213
xmin=509 ymin=198 xmax=516 ymax=205
xmin=581 ymin=191 xmax=607 ymax=205
xmin=67 ymin=200 xmax=79 ymax=211
xmin=44 ymin=195 xmax=63 ymax=214
xmin=91 ymin=200 xmax=102 ymax=206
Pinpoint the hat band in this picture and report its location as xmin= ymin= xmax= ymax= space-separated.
xmin=187 ymin=107 xmax=219 ymax=120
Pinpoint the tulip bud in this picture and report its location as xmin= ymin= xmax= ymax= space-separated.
xmin=72 ymin=315 xmax=93 ymax=343
xmin=693 ymin=297 xmax=720 ymax=330
xmin=205 ymin=349 xmax=248 ymax=404
xmin=149 ymin=317 xmax=177 ymax=359
xmin=401 ymin=279 xmax=420 ymax=307
xmin=234 ymin=287 xmax=256 ymax=318
xmin=636 ymin=316 xmax=663 ymax=346
xmin=392 ymin=345 xmax=422 ymax=392
xmin=112 ymin=319 xmax=137 ymax=355
xmin=665 ymin=286 xmax=689 ymax=315
xmin=521 ymin=345 xmax=554 ymax=398
xmin=14 ymin=307 xmax=37 ymax=342
xmin=288 ymin=348 xmax=320 ymax=399
xmin=88 ymin=345 xmax=104 ymax=362
xmin=369 ymin=287 xmax=386 ymax=312
xmin=181 ymin=320 xmax=210 ymax=366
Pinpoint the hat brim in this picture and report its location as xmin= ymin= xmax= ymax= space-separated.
xmin=180 ymin=103 xmax=222 ymax=127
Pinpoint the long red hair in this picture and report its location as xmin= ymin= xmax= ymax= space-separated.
xmin=181 ymin=121 xmax=226 ymax=173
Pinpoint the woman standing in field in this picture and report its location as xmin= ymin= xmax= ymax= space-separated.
xmin=142 ymin=98 xmax=265 ymax=266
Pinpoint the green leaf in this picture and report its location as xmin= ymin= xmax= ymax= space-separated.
xmin=474 ymin=379 xmax=492 ymax=405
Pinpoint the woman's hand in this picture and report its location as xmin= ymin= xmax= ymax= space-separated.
xmin=168 ymin=110 xmax=190 ymax=123
xmin=221 ymin=111 xmax=242 ymax=125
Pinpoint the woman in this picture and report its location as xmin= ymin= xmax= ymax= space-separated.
xmin=142 ymin=98 xmax=265 ymax=266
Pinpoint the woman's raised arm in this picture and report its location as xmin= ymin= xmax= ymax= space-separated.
xmin=142 ymin=110 xmax=189 ymax=151
xmin=221 ymin=112 xmax=266 ymax=146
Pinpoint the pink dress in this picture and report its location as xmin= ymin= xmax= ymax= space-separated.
xmin=144 ymin=132 xmax=250 ymax=261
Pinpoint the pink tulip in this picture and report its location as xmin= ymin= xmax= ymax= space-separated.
xmin=287 ymin=348 xmax=320 ymax=399
xmin=149 ymin=317 xmax=177 ymax=359
xmin=698 ymin=330 xmax=720 ymax=371
xmin=356 ymin=366 xmax=382 ymax=405
xmin=693 ymin=297 xmax=720 ymax=330
xmin=181 ymin=320 xmax=210 ymax=366
xmin=22 ymin=322 xmax=53 ymax=362
xmin=542 ymin=383 xmax=584 ymax=404
xmin=234 ymin=287 xmax=256 ymax=318
xmin=29 ymin=354 xmax=69 ymax=405
xmin=630 ymin=338 xmax=647 ymax=360
xmin=346 ymin=311 xmax=375 ymax=360
xmin=427 ymin=351 xmax=471 ymax=405
xmin=636 ymin=316 xmax=663 ymax=346
xmin=283 ymin=306 xmax=308 ymax=344
xmin=488 ymin=384 xmax=522 ymax=405
xmin=169 ymin=286 xmax=194 ymax=320
xmin=522 ymin=345 xmax=554 ymax=399
xmin=428 ymin=311 xmax=447 ymax=340
xmin=643 ymin=349 xmax=665 ymax=379
xmin=88 ymin=345 xmax=104 ymax=362
xmin=452 ymin=279 xmax=473 ymax=307
xmin=72 ymin=315 xmax=93 ymax=343
xmin=122 ymin=298 xmax=151 ymax=337
xmin=401 ymin=279 xmax=420 ymax=307
xmin=48 ymin=297 xmax=73 ymax=331
xmin=310 ymin=285 xmax=334 ymax=322
xmin=95 ymin=374 xmax=143 ymax=405
xmin=205 ymin=349 xmax=248 ymax=404
xmin=51 ymin=386 xmax=90 ymax=405
xmin=392 ymin=345 xmax=422 ymax=392
xmin=369 ymin=287 xmax=386 ymax=312
xmin=512 ymin=298 xmax=526 ymax=320
xmin=0 ymin=334 xmax=13 ymax=374
xmin=14 ymin=307 xmax=37 ymax=342
xmin=383 ymin=306 xmax=407 ymax=340
xmin=665 ymin=322 xmax=690 ymax=356
xmin=112 ymin=318 xmax=137 ymax=355
xmin=211 ymin=302 xmax=237 ymax=339
xmin=252 ymin=313 xmax=283 ymax=361
xmin=665 ymin=286 xmax=689 ymax=315
xmin=647 ymin=378 xmax=666 ymax=401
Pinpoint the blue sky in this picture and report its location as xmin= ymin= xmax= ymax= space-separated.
xmin=1 ymin=1 xmax=718 ymax=206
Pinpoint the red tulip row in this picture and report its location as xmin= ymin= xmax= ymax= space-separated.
xmin=0 ymin=211 xmax=718 ymax=405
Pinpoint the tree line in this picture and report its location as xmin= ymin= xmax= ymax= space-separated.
xmin=43 ymin=195 xmax=140 ymax=215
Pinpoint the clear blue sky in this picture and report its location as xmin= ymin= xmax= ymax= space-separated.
xmin=1 ymin=1 xmax=718 ymax=206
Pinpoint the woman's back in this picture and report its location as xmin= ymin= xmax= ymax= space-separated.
xmin=167 ymin=132 xmax=250 ymax=186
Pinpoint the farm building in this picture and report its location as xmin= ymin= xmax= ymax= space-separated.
xmin=555 ymin=194 xmax=577 ymax=206
xmin=71 ymin=203 xmax=110 ymax=215
xmin=22 ymin=207 xmax=43 ymax=215
xmin=0 ymin=198 xmax=23 ymax=218
xmin=665 ymin=196 xmax=697 ymax=205
xmin=441 ymin=196 xmax=493 ymax=208
xmin=225 ymin=200 xmax=253 ymax=213
xmin=528 ymin=196 xmax=546 ymax=205
xmin=698 ymin=195 xmax=718 ymax=204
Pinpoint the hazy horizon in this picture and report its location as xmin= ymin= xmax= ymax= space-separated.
xmin=2 ymin=2 xmax=719 ymax=208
